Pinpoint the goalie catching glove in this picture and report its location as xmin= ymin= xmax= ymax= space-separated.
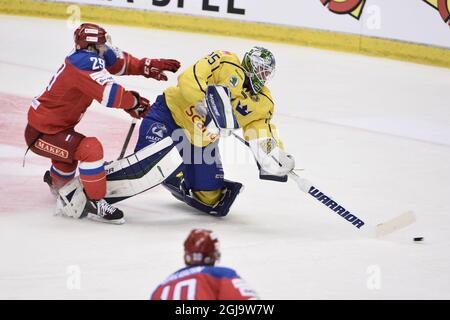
xmin=249 ymin=137 xmax=295 ymax=177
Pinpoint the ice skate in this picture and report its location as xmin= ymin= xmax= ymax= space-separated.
xmin=84 ymin=199 xmax=125 ymax=225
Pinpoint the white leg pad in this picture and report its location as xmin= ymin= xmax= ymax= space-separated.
xmin=56 ymin=178 xmax=87 ymax=219
xmin=105 ymin=136 xmax=182 ymax=202
xmin=56 ymin=137 xmax=183 ymax=217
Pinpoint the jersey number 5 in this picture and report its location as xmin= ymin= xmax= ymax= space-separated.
xmin=160 ymin=279 xmax=197 ymax=300
xmin=207 ymin=52 xmax=220 ymax=65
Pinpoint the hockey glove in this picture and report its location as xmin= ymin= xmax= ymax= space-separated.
xmin=249 ymin=137 xmax=295 ymax=176
xmin=141 ymin=58 xmax=181 ymax=81
xmin=126 ymin=91 xmax=150 ymax=119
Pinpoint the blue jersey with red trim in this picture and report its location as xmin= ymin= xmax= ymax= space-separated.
xmin=151 ymin=265 xmax=258 ymax=300
xmin=28 ymin=46 xmax=146 ymax=134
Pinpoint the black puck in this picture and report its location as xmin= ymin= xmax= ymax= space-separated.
xmin=413 ymin=237 xmax=424 ymax=241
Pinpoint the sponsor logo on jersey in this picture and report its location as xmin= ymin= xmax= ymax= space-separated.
xmin=423 ymin=0 xmax=450 ymax=25
xmin=185 ymin=105 xmax=219 ymax=142
xmin=229 ymin=76 xmax=239 ymax=88
xmin=308 ymin=185 xmax=365 ymax=228
xmin=35 ymin=139 xmax=69 ymax=159
xmin=145 ymin=126 xmax=164 ymax=143
xmin=150 ymin=122 xmax=168 ymax=138
xmin=90 ymin=69 xmax=114 ymax=85
xmin=235 ymin=102 xmax=252 ymax=116
xmin=320 ymin=0 xmax=367 ymax=20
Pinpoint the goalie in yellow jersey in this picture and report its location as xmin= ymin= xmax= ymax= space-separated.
xmin=135 ymin=47 xmax=295 ymax=216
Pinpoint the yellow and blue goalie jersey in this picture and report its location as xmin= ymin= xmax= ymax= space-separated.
xmin=164 ymin=50 xmax=284 ymax=148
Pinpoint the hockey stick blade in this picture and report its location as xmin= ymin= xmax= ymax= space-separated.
xmin=230 ymin=132 xmax=414 ymax=237
xmin=292 ymin=171 xmax=415 ymax=237
xmin=375 ymin=211 xmax=416 ymax=238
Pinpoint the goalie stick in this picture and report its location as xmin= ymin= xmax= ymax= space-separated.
xmin=231 ymin=132 xmax=415 ymax=238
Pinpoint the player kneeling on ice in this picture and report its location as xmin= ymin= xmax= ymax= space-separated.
xmin=151 ymin=229 xmax=258 ymax=300
xmin=135 ymin=47 xmax=295 ymax=217
xmin=24 ymin=23 xmax=181 ymax=224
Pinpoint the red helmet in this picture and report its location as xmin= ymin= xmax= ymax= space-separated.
xmin=74 ymin=23 xmax=107 ymax=50
xmin=184 ymin=229 xmax=221 ymax=266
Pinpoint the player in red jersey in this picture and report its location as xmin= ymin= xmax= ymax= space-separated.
xmin=151 ymin=229 xmax=258 ymax=300
xmin=24 ymin=23 xmax=180 ymax=224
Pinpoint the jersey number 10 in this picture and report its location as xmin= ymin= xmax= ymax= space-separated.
xmin=160 ymin=278 xmax=197 ymax=300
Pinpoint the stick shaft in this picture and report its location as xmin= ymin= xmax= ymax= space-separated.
xmin=231 ymin=132 xmax=415 ymax=237
xmin=118 ymin=119 xmax=137 ymax=160
xmin=231 ymin=132 xmax=366 ymax=229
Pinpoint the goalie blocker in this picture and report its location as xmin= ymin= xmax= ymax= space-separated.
xmin=56 ymin=137 xmax=182 ymax=220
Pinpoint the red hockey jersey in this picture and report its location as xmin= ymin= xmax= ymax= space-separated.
xmin=28 ymin=46 xmax=146 ymax=134
xmin=151 ymin=265 xmax=258 ymax=300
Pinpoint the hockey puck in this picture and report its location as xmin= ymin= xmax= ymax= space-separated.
xmin=413 ymin=237 xmax=424 ymax=242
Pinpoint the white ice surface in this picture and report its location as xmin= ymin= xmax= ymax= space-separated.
xmin=0 ymin=15 xmax=449 ymax=299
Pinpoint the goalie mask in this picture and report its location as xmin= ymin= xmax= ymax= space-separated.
xmin=184 ymin=229 xmax=221 ymax=266
xmin=242 ymin=46 xmax=276 ymax=93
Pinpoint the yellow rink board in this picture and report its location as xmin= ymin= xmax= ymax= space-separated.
xmin=1 ymin=0 xmax=449 ymax=68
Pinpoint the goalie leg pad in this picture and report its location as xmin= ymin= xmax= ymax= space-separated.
xmin=162 ymin=176 xmax=243 ymax=217
xmin=56 ymin=177 xmax=88 ymax=219
xmin=213 ymin=180 xmax=244 ymax=217
xmin=104 ymin=136 xmax=183 ymax=204
xmin=56 ymin=136 xmax=183 ymax=217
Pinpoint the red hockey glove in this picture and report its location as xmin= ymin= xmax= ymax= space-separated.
xmin=141 ymin=58 xmax=181 ymax=81
xmin=126 ymin=91 xmax=150 ymax=119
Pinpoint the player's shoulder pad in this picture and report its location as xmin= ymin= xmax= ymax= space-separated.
xmin=219 ymin=50 xmax=239 ymax=62
xmin=68 ymin=50 xmax=106 ymax=72
xmin=103 ymin=45 xmax=124 ymax=68
xmin=201 ymin=266 xmax=239 ymax=279
xmin=219 ymin=51 xmax=244 ymax=69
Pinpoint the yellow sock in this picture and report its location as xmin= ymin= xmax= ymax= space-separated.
xmin=193 ymin=190 xmax=222 ymax=206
